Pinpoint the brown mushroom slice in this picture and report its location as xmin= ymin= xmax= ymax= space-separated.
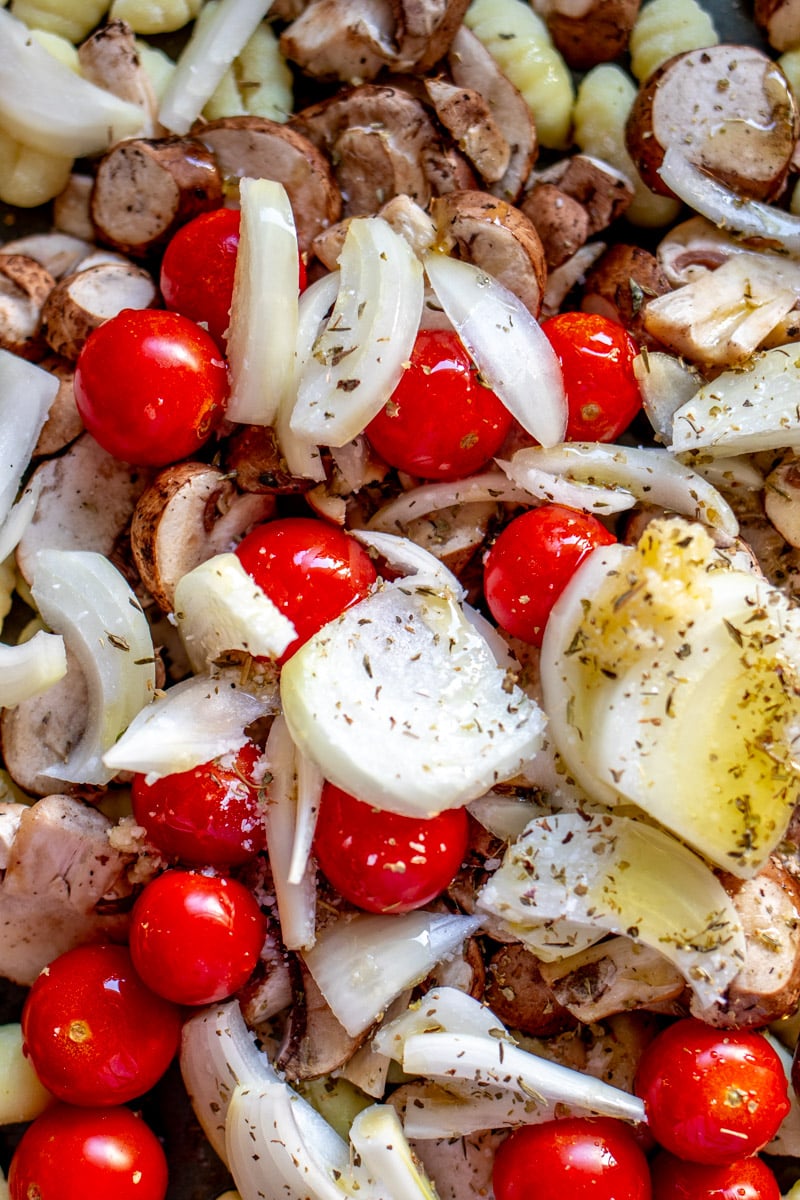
xmin=425 ymin=78 xmax=510 ymax=184
xmin=403 ymin=500 xmax=501 ymax=578
xmin=520 ymin=182 xmax=590 ymax=269
xmin=195 ymin=117 xmax=341 ymax=252
xmin=223 ymin=425 xmax=317 ymax=495
xmin=276 ymin=959 xmax=368 ymax=1081
xmin=483 ymin=943 xmax=577 ymax=1035
xmin=448 ymin=25 xmax=537 ymax=203
xmin=625 ymin=44 xmax=799 ymax=202
xmin=430 ymin=190 xmax=547 ymax=317
xmin=90 ymin=137 xmax=222 ymax=257
xmin=0 ymin=254 xmax=55 ymax=360
xmin=0 ymin=794 xmax=132 ymax=984
xmin=534 ymin=153 xmax=635 ymax=236
xmin=543 ymin=0 xmax=642 ymax=71
xmin=1 ymin=233 xmax=93 ymax=280
xmin=390 ymin=0 xmax=471 ymax=70
xmin=538 ymin=937 xmax=687 ymax=1024
xmin=0 ymin=648 xmax=89 ymax=797
xmin=78 ymin=20 xmax=160 ymax=138
xmin=41 ymin=261 xmax=158 ymax=361
xmin=280 ymin=0 xmax=398 ymax=83
xmin=580 ymin=242 xmax=671 ymax=345
xmin=53 ymin=173 xmax=95 ymax=242
xmin=412 ymin=1129 xmax=506 ymax=1200
xmin=32 ymin=357 xmax=82 ymax=457
xmin=755 ymin=0 xmax=800 ymax=51
xmin=765 ymin=456 xmax=800 ymax=549
xmin=131 ymin=462 xmax=275 ymax=614
xmin=541 ymin=241 xmax=606 ymax=319
xmin=16 ymin=432 xmax=152 ymax=585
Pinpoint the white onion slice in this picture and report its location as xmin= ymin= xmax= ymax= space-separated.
xmin=31 ymin=550 xmax=155 ymax=785
xmin=497 ymin=457 xmax=636 ymax=515
xmin=0 ymin=630 xmax=66 ymax=709
xmin=373 ymin=986 xmax=509 ymax=1057
xmin=659 ymin=147 xmax=800 ymax=256
xmin=349 ymin=1106 xmax=438 ymax=1200
xmin=302 ymin=910 xmax=482 ymax=1037
xmin=351 ymin=528 xmax=464 ymax=597
xmin=291 ymin=218 xmax=424 ymax=447
xmin=174 ymin=552 xmax=297 ymax=672
xmin=367 ymin=471 xmax=533 ymax=534
xmin=102 ymin=672 xmax=278 ymax=783
xmin=0 ymin=8 xmax=144 ymax=156
xmin=478 ymin=812 xmax=746 ymax=1009
xmin=633 ymin=350 xmax=706 ymax=444
xmin=262 ymin=715 xmax=317 ymax=950
xmin=423 ymin=252 xmax=567 ymax=447
xmin=0 ymin=351 xmax=58 ymax=529
xmin=501 ymin=443 xmax=739 ymax=536
xmin=288 ymin=746 xmax=323 ymax=887
xmin=158 ymin=0 xmax=275 ymax=135
xmin=399 ymin=1079 xmax=560 ymax=1139
xmin=226 ymin=177 xmax=299 ymax=426
xmin=0 ymin=476 xmax=43 ymax=565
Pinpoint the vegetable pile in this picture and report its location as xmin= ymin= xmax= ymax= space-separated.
xmin=2 ymin=0 xmax=800 ymax=1198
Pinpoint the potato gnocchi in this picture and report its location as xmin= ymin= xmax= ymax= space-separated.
xmin=629 ymin=0 xmax=719 ymax=83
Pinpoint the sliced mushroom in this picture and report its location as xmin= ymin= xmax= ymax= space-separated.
xmin=276 ymin=958 xmax=368 ymax=1081
xmin=280 ymin=0 xmax=398 ymax=83
xmin=483 ymin=942 xmax=577 ymax=1035
xmin=222 ymin=425 xmax=317 ymax=495
xmin=755 ymin=0 xmax=800 ymax=51
xmin=656 ymin=215 xmax=759 ymax=287
xmin=195 ymin=117 xmax=341 ymax=252
xmin=625 ymin=44 xmax=799 ymax=201
xmin=130 ymin=462 xmax=276 ymax=613
xmin=533 ymin=153 xmax=635 ymax=236
xmin=0 ymin=254 xmax=55 ymax=360
xmin=41 ymin=261 xmax=158 ymax=361
xmin=424 ymin=78 xmax=511 ymax=184
xmin=520 ymin=182 xmax=590 ymax=269
xmin=427 ymin=935 xmax=486 ymax=997
xmin=430 ymin=189 xmax=547 ymax=317
xmin=448 ymin=25 xmax=537 ymax=203
xmin=412 ymin=1130 xmax=506 ymax=1200
xmin=694 ymin=860 xmax=800 ymax=1028
xmin=78 ymin=19 xmax=160 ymax=139
xmin=542 ymin=0 xmax=642 ymax=71
xmin=238 ymin=918 xmax=294 ymax=1025
xmin=32 ymin=357 xmax=83 ymax=457
xmin=538 ymin=937 xmax=687 ymax=1024
xmin=389 ymin=0 xmax=471 ymax=71
xmin=53 ymin=174 xmax=95 ymax=242
xmin=765 ymin=456 xmax=800 ymax=548
xmin=16 ymin=432 xmax=152 ymax=585
xmin=0 ymin=794 xmax=132 ymax=984
xmin=581 ymin=242 xmax=672 ymax=346
xmin=1 ymin=233 xmax=94 ymax=281
xmin=0 ymin=648 xmax=89 ymax=797
xmin=90 ymin=137 xmax=222 ymax=257
xmin=541 ymin=241 xmax=606 ymax=319
xmin=402 ymin=500 xmax=502 ymax=578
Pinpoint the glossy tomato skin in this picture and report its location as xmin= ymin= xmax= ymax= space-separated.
xmin=8 ymin=1104 xmax=168 ymax=1200
xmin=542 ymin=311 xmax=642 ymax=442
xmin=650 ymin=1150 xmax=781 ymax=1199
xmin=493 ymin=1117 xmax=652 ymax=1200
xmin=634 ymin=1019 xmax=790 ymax=1165
xmin=74 ymin=308 xmax=228 ymax=466
xmin=313 ymin=783 xmax=469 ymax=913
xmin=483 ymin=503 xmax=616 ymax=646
xmin=21 ymin=944 xmax=181 ymax=1107
xmin=129 ymin=870 xmax=267 ymax=1006
xmin=235 ymin=517 xmax=377 ymax=661
xmin=131 ymin=740 xmax=266 ymax=866
xmin=365 ymin=328 xmax=513 ymax=480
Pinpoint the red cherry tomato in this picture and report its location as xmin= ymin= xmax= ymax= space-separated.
xmin=634 ymin=1019 xmax=790 ymax=1165
xmin=313 ymin=782 xmax=469 ymax=913
xmin=483 ymin=503 xmax=616 ymax=646
xmin=74 ymin=308 xmax=228 ymax=466
xmin=129 ymin=870 xmax=267 ymax=1006
xmin=21 ymin=944 xmax=181 ymax=1107
xmin=650 ymin=1150 xmax=781 ymax=1199
xmin=131 ymin=740 xmax=266 ymax=866
xmin=542 ymin=311 xmax=642 ymax=442
xmin=365 ymin=328 xmax=513 ymax=479
xmin=160 ymin=208 xmax=307 ymax=349
xmin=493 ymin=1117 xmax=652 ymax=1200
xmin=8 ymin=1104 xmax=168 ymax=1200
xmin=235 ymin=516 xmax=377 ymax=661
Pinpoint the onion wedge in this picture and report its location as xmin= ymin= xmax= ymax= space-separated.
xmin=262 ymin=715 xmax=317 ymax=951
xmin=423 ymin=251 xmax=567 ymax=447
xmin=31 ymin=550 xmax=155 ymax=786
xmin=0 ymin=630 xmax=66 ymax=709
xmin=290 ymin=218 xmax=424 ymax=447
xmin=0 ymin=351 xmax=58 ymax=528
xmin=226 ymin=177 xmax=299 ymax=426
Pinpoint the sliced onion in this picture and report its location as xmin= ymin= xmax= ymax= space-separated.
xmin=0 ymin=630 xmax=66 ymax=709
xmin=367 ymin=470 xmax=533 ymax=534
xmin=291 ymin=218 xmax=424 ymax=447
xmin=501 ymin=443 xmax=739 ymax=537
xmin=302 ymin=910 xmax=482 ymax=1037
xmin=423 ymin=252 xmax=567 ymax=447
xmin=31 ymin=550 xmax=155 ymax=785
xmin=174 ymin=552 xmax=297 ymax=673
xmin=398 ymin=1079 xmax=560 ymax=1139
xmin=225 ymin=177 xmax=299 ymax=426
xmin=0 ymin=351 xmax=58 ymax=528
xmin=351 ymin=528 xmax=464 ymax=597
xmin=262 ymin=715 xmax=317 ymax=950
xmin=633 ymin=350 xmax=706 ymax=444
xmin=0 ymin=8 xmax=144 ymax=156
xmin=477 ymin=812 xmax=746 ymax=1010
xmin=349 ymin=1105 xmax=438 ymax=1200
xmin=373 ymin=986 xmax=510 ymax=1058
xmin=0 ymin=476 xmax=43 ymax=565
xmin=659 ymin=146 xmax=800 ymax=256
xmin=497 ymin=456 xmax=636 ymax=515
xmin=467 ymin=791 xmax=542 ymax=842
xmin=102 ymin=671 xmax=278 ymax=783
xmin=158 ymin=0 xmax=276 ymax=135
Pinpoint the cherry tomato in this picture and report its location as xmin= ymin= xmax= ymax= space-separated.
xmin=8 ymin=1104 xmax=168 ymax=1200
xmin=633 ymin=1019 xmax=790 ymax=1165
xmin=235 ymin=516 xmax=377 ymax=661
xmin=483 ymin=503 xmax=616 ymax=646
xmin=650 ymin=1150 xmax=781 ymax=1199
xmin=365 ymin=328 xmax=513 ymax=479
xmin=160 ymin=208 xmax=307 ymax=349
xmin=21 ymin=944 xmax=181 ymax=1107
xmin=313 ymin=782 xmax=469 ymax=913
xmin=131 ymin=740 xmax=266 ymax=866
xmin=542 ymin=311 xmax=642 ymax=442
xmin=74 ymin=308 xmax=228 ymax=466
xmin=492 ymin=1117 xmax=652 ymax=1200
xmin=129 ymin=870 xmax=267 ymax=1006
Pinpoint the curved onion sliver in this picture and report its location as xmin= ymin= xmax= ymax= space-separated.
xmin=262 ymin=715 xmax=317 ymax=950
xmin=0 ymin=630 xmax=66 ymax=709
xmin=367 ymin=470 xmax=533 ymax=534
xmin=352 ymin=528 xmax=464 ymax=597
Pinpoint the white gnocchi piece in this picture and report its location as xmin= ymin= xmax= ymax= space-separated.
xmin=629 ymin=0 xmax=719 ymax=83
